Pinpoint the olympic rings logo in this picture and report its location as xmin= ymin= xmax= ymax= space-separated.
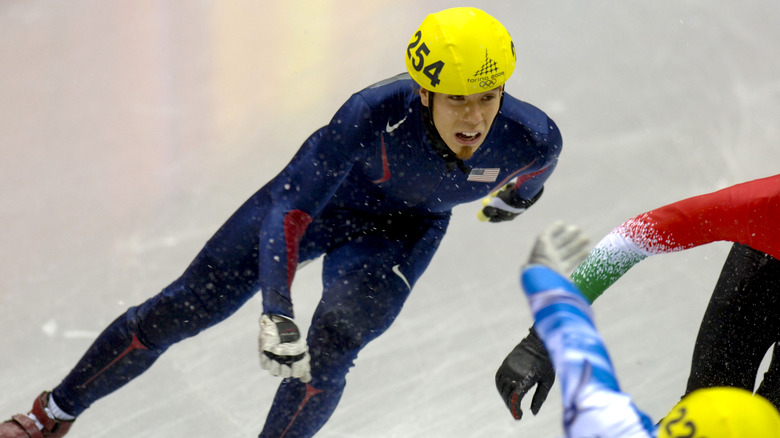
xmin=479 ymin=78 xmax=497 ymax=88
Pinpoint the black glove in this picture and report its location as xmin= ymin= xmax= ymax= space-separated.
xmin=495 ymin=327 xmax=555 ymax=420
xmin=478 ymin=185 xmax=544 ymax=223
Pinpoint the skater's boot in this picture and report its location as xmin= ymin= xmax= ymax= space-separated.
xmin=0 ymin=392 xmax=74 ymax=438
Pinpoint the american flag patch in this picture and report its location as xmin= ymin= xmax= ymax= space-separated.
xmin=467 ymin=168 xmax=500 ymax=182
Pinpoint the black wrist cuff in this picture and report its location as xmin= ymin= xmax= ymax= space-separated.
xmin=500 ymin=186 xmax=544 ymax=209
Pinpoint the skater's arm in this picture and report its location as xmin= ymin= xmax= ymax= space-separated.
xmin=258 ymin=94 xmax=373 ymax=317
xmin=575 ymin=173 xmax=780 ymax=302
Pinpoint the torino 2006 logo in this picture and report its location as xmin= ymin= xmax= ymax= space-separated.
xmin=470 ymin=49 xmax=505 ymax=89
xmin=468 ymin=71 xmax=504 ymax=89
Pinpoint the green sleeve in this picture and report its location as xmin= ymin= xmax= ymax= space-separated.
xmin=571 ymin=243 xmax=647 ymax=303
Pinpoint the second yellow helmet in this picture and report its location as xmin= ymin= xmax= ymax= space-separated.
xmin=658 ymin=387 xmax=780 ymax=438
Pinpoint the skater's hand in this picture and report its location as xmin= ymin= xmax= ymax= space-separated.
xmin=527 ymin=221 xmax=590 ymax=275
xmin=259 ymin=314 xmax=311 ymax=382
xmin=477 ymin=185 xmax=544 ymax=223
xmin=495 ymin=328 xmax=554 ymax=420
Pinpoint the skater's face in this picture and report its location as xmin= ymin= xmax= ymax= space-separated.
xmin=419 ymin=87 xmax=502 ymax=160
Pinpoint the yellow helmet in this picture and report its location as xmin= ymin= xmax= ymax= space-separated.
xmin=658 ymin=387 xmax=780 ymax=438
xmin=405 ymin=7 xmax=516 ymax=95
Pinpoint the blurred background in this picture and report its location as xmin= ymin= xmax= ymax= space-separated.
xmin=1 ymin=1 xmax=778 ymax=436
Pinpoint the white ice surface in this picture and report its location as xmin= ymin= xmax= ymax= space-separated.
xmin=1 ymin=1 xmax=778 ymax=437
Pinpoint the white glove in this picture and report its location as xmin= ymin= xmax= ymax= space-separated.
xmin=527 ymin=221 xmax=591 ymax=275
xmin=259 ymin=314 xmax=311 ymax=382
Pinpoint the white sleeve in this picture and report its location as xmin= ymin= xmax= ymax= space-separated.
xmin=522 ymin=266 xmax=656 ymax=438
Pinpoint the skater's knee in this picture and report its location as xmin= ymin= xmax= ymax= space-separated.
xmin=127 ymin=291 xmax=213 ymax=350
xmin=306 ymin=310 xmax=370 ymax=380
xmin=311 ymin=310 xmax=367 ymax=352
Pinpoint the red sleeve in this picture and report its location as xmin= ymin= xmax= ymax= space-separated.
xmin=615 ymin=174 xmax=780 ymax=258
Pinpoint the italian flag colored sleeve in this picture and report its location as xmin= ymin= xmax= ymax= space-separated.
xmin=571 ymin=173 xmax=780 ymax=303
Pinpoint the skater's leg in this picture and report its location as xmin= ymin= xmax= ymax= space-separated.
xmin=259 ymin=221 xmax=444 ymax=438
xmin=49 ymin=190 xmax=273 ymax=417
xmin=685 ymin=244 xmax=780 ymax=397
xmin=51 ymin=271 xmax=255 ymax=415
xmin=757 ymin=343 xmax=780 ymax=409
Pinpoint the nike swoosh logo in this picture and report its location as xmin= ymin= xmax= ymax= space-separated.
xmin=392 ymin=264 xmax=411 ymax=290
xmin=385 ymin=116 xmax=407 ymax=133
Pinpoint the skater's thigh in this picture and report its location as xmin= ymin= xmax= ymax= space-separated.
xmin=310 ymin=235 xmax=416 ymax=346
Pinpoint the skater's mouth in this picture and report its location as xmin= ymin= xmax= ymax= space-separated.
xmin=455 ymin=131 xmax=482 ymax=145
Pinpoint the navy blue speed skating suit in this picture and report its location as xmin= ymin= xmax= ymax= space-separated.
xmin=50 ymin=73 xmax=561 ymax=437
